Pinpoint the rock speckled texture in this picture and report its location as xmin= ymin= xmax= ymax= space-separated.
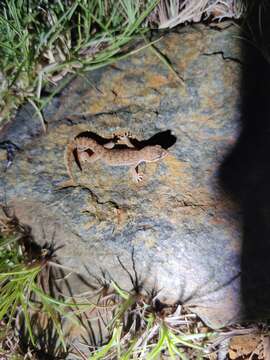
xmin=0 ymin=24 xmax=242 ymax=328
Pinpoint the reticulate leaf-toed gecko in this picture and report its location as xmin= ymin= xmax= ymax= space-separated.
xmin=63 ymin=132 xmax=168 ymax=185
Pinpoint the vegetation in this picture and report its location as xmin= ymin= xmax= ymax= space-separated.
xmin=0 ymin=205 xmax=262 ymax=359
xmin=0 ymin=206 xmax=85 ymax=357
xmin=0 ymin=0 xmax=243 ymax=127
xmin=0 ymin=0 xmax=160 ymax=127
xmin=79 ymin=281 xmax=215 ymax=359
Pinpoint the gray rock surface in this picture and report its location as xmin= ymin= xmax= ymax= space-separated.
xmin=0 ymin=23 xmax=242 ymax=328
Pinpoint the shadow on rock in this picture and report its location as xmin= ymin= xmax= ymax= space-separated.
xmin=18 ymin=316 xmax=70 ymax=360
xmin=219 ymin=1 xmax=270 ymax=319
xmin=76 ymin=129 xmax=177 ymax=150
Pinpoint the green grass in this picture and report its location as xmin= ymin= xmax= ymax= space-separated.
xmin=0 ymin=0 xmax=159 ymax=127
xmin=0 ymin=235 xmax=70 ymax=349
xmin=0 ymin=0 xmax=243 ymax=127
xmin=0 ymin=207 xmax=90 ymax=353
xmin=79 ymin=281 xmax=215 ymax=359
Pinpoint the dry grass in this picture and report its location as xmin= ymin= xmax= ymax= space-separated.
xmin=148 ymin=0 xmax=244 ymax=28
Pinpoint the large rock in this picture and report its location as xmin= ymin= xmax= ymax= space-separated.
xmin=0 ymin=24 xmax=242 ymax=328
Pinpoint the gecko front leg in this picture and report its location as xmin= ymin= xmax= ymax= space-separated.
xmin=130 ymin=164 xmax=143 ymax=182
xmin=113 ymin=131 xmax=135 ymax=148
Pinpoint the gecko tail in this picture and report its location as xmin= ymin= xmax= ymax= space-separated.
xmin=63 ymin=136 xmax=99 ymax=185
xmin=73 ymin=148 xmax=82 ymax=171
xmin=64 ymin=140 xmax=79 ymax=182
xmin=56 ymin=178 xmax=76 ymax=189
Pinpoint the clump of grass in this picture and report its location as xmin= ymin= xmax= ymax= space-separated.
xmin=0 ymin=1 xmax=244 ymax=128
xmin=17 ymin=316 xmax=71 ymax=359
xmin=72 ymin=280 xmax=216 ymax=359
xmin=0 ymin=0 xmax=245 ymax=130
xmin=71 ymin=262 xmax=258 ymax=360
xmin=0 ymin=0 xmax=159 ymax=126
xmin=0 ymin=206 xmax=82 ymax=353
xmin=148 ymin=0 xmax=244 ymax=28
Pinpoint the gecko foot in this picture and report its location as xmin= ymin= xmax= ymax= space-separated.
xmin=78 ymin=151 xmax=90 ymax=164
xmin=113 ymin=131 xmax=135 ymax=148
xmin=134 ymin=173 xmax=144 ymax=183
xmin=113 ymin=131 xmax=135 ymax=141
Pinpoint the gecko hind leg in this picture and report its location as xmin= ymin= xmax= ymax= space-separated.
xmin=77 ymin=150 xmax=100 ymax=166
xmin=57 ymin=150 xmax=99 ymax=189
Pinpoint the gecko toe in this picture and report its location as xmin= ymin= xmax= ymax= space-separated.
xmin=135 ymin=173 xmax=143 ymax=182
xmin=125 ymin=131 xmax=135 ymax=138
xmin=113 ymin=130 xmax=135 ymax=141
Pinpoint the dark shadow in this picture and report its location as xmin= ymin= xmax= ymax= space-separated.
xmin=18 ymin=317 xmax=70 ymax=360
xmin=116 ymin=248 xmax=142 ymax=293
xmin=134 ymin=130 xmax=177 ymax=149
xmin=219 ymin=1 xmax=270 ymax=319
xmin=76 ymin=129 xmax=176 ymax=149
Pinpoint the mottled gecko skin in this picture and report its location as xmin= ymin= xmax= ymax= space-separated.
xmin=64 ymin=135 xmax=168 ymax=185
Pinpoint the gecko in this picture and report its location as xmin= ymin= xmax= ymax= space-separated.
xmin=62 ymin=132 xmax=168 ymax=186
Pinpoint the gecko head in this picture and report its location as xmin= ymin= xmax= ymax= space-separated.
xmin=142 ymin=145 xmax=168 ymax=162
